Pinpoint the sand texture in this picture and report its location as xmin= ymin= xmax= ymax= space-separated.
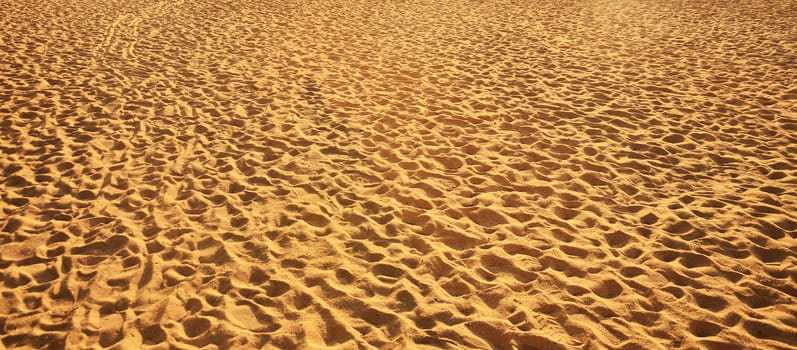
xmin=1 ymin=0 xmax=796 ymax=349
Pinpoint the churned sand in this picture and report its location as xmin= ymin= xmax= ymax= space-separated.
xmin=1 ymin=0 xmax=796 ymax=349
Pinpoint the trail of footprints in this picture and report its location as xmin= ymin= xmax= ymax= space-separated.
xmin=1 ymin=0 xmax=796 ymax=349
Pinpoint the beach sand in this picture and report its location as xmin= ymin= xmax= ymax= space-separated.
xmin=1 ymin=0 xmax=796 ymax=349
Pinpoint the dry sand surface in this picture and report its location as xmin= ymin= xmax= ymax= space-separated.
xmin=1 ymin=0 xmax=797 ymax=349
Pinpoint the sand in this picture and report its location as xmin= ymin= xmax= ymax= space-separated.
xmin=1 ymin=0 xmax=796 ymax=349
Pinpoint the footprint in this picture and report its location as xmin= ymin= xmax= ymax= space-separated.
xmin=265 ymin=280 xmax=290 ymax=297
xmin=688 ymin=319 xmax=722 ymax=337
xmin=371 ymin=263 xmax=404 ymax=283
xmin=227 ymin=304 xmax=280 ymax=332
xmin=99 ymin=313 xmax=124 ymax=347
xmin=74 ymin=190 xmax=97 ymax=201
xmin=357 ymin=307 xmax=398 ymax=328
xmin=742 ymin=319 xmax=797 ymax=346
xmin=441 ymin=277 xmax=472 ymax=297
xmin=665 ymin=220 xmax=694 ymax=234
xmin=591 ymin=279 xmax=623 ymax=299
xmin=691 ymin=291 xmax=728 ymax=312
xmin=141 ymin=324 xmax=167 ymax=345
xmin=2 ymin=217 xmax=23 ymax=233
xmin=301 ymin=211 xmax=330 ymax=228
xmin=4 ymin=197 xmax=29 ymax=207
xmin=604 ymin=231 xmax=633 ymax=247
xmin=639 ymin=212 xmax=659 ymax=225
xmin=182 ymin=316 xmax=211 ymax=338
xmin=552 ymin=206 xmax=579 ymax=220
xmin=464 ymin=208 xmax=508 ymax=227
xmin=662 ymin=134 xmax=685 ymax=143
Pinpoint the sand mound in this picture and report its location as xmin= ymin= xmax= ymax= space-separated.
xmin=1 ymin=0 xmax=796 ymax=349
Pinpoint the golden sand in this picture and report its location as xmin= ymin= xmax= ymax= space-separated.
xmin=1 ymin=0 xmax=796 ymax=349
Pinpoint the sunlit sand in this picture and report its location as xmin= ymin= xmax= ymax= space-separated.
xmin=1 ymin=0 xmax=795 ymax=349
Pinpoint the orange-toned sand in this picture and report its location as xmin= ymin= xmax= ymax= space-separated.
xmin=1 ymin=0 xmax=796 ymax=349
